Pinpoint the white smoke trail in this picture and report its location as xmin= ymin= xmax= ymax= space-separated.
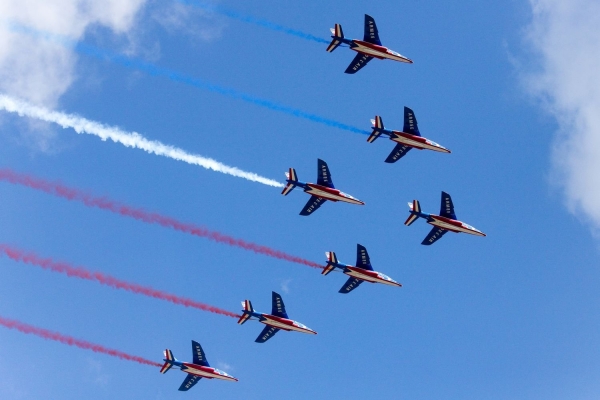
xmin=0 ymin=94 xmax=283 ymax=187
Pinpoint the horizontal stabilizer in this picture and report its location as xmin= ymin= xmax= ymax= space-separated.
xmin=159 ymin=361 xmax=173 ymax=374
xmin=367 ymin=129 xmax=382 ymax=143
xmin=405 ymin=200 xmax=421 ymax=226
xmin=322 ymin=264 xmax=335 ymax=275
xmin=281 ymin=168 xmax=297 ymax=196
xmin=237 ymin=300 xmax=253 ymax=325
xmin=322 ymin=251 xmax=338 ymax=275
xmin=160 ymin=349 xmax=175 ymax=374
xmin=326 ymin=24 xmax=344 ymax=52
xmin=237 ymin=313 xmax=251 ymax=325
xmin=326 ymin=38 xmax=342 ymax=52
xmin=404 ymin=213 xmax=418 ymax=226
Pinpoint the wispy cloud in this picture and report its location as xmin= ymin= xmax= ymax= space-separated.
xmin=0 ymin=0 xmax=148 ymax=106
xmin=280 ymin=278 xmax=292 ymax=294
xmin=523 ymin=0 xmax=600 ymax=231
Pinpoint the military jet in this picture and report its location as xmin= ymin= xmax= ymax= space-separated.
xmin=326 ymin=14 xmax=412 ymax=73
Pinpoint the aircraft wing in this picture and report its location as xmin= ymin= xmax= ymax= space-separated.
xmin=255 ymin=325 xmax=280 ymax=343
xmin=356 ymin=244 xmax=373 ymax=270
xmin=178 ymin=374 xmax=202 ymax=391
xmin=345 ymin=53 xmax=374 ymax=74
xmin=363 ymin=14 xmax=382 ymax=45
xmin=299 ymin=195 xmax=327 ymax=216
xmin=403 ymin=107 xmax=421 ymax=136
xmin=191 ymin=340 xmax=210 ymax=367
xmin=338 ymin=277 xmax=363 ymax=294
xmin=385 ymin=143 xmax=411 ymax=163
xmin=439 ymin=191 xmax=457 ymax=219
xmin=317 ymin=159 xmax=335 ymax=188
xmin=421 ymin=227 xmax=447 ymax=245
xmin=271 ymin=291 xmax=289 ymax=318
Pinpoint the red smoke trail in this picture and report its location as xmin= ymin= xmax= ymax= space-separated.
xmin=0 ymin=168 xmax=321 ymax=269
xmin=0 ymin=244 xmax=240 ymax=318
xmin=0 ymin=315 xmax=161 ymax=367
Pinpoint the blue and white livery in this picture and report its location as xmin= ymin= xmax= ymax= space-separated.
xmin=237 ymin=291 xmax=317 ymax=343
xmin=405 ymin=191 xmax=486 ymax=245
xmin=326 ymin=14 xmax=412 ymax=74
xmin=368 ymin=107 xmax=450 ymax=163
xmin=159 ymin=340 xmax=237 ymax=391
xmin=322 ymin=244 xmax=402 ymax=293
xmin=282 ymin=159 xmax=364 ymax=216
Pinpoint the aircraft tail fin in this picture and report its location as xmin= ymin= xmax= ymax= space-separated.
xmin=322 ymin=251 xmax=338 ymax=275
xmin=281 ymin=168 xmax=297 ymax=196
xmin=160 ymin=349 xmax=175 ymax=374
xmin=367 ymin=116 xmax=384 ymax=143
xmin=326 ymin=24 xmax=344 ymax=52
xmin=237 ymin=300 xmax=254 ymax=325
xmin=404 ymin=200 xmax=421 ymax=226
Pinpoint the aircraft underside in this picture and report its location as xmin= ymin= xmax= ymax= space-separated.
xmin=429 ymin=220 xmax=482 ymax=236
xmin=391 ymin=136 xmax=446 ymax=152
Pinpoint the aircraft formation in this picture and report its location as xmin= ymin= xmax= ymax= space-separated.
xmin=155 ymin=14 xmax=486 ymax=392
xmin=0 ymin=13 xmax=487 ymax=393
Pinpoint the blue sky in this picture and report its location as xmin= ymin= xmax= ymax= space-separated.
xmin=0 ymin=0 xmax=600 ymax=399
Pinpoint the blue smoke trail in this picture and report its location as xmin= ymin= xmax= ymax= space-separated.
xmin=4 ymin=21 xmax=367 ymax=135
xmin=178 ymin=0 xmax=330 ymax=44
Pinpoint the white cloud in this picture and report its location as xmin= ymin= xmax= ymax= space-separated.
xmin=0 ymin=0 xmax=147 ymax=107
xmin=280 ymin=279 xmax=292 ymax=294
xmin=524 ymin=0 xmax=600 ymax=230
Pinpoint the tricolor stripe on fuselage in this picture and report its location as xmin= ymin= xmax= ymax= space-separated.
xmin=260 ymin=315 xmax=316 ymax=334
xmin=390 ymin=132 xmax=449 ymax=152
xmin=181 ymin=364 xmax=237 ymax=382
xmin=305 ymin=184 xmax=363 ymax=205
xmin=345 ymin=267 xmax=401 ymax=287
xmin=351 ymin=40 xmax=411 ymax=63
xmin=428 ymin=216 xmax=485 ymax=236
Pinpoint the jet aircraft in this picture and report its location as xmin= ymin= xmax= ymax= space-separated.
xmin=326 ymin=14 xmax=413 ymax=74
xmin=367 ymin=107 xmax=451 ymax=163
xmin=237 ymin=291 xmax=317 ymax=343
xmin=159 ymin=340 xmax=238 ymax=391
xmin=281 ymin=159 xmax=364 ymax=216
xmin=322 ymin=244 xmax=402 ymax=293
xmin=405 ymin=191 xmax=486 ymax=245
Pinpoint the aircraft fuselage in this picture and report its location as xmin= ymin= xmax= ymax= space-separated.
xmin=389 ymin=131 xmax=450 ymax=153
xmin=344 ymin=266 xmax=402 ymax=287
xmin=172 ymin=362 xmax=238 ymax=382
xmin=304 ymin=183 xmax=364 ymax=205
xmin=351 ymin=40 xmax=413 ymax=63
xmin=428 ymin=215 xmax=486 ymax=236
xmin=259 ymin=314 xmax=317 ymax=335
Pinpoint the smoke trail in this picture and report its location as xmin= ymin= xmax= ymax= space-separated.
xmin=0 ymin=169 xmax=322 ymax=269
xmin=3 ymin=21 xmax=368 ymax=136
xmin=0 ymin=94 xmax=283 ymax=188
xmin=178 ymin=0 xmax=330 ymax=44
xmin=0 ymin=315 xmax=161 ymax=367
xmin=0 ymin=244 xmax=240 ymax=318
